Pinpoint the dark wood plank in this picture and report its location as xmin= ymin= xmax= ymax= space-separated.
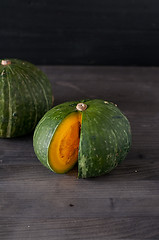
xmin=0 ymin=147 xmax=159 ymax=180
xmin=39 ymin=66 xmax=159 ymax=107
xmin=0 ymin=66 xmax=159 ymax=239
xmin=0 ymin=165 xmax=159 ymax=238
xmin=1 ymin=166 xmax=159 ymax=198
xmin=0 ymin=217 xmax=159 ymax=240
xmin=0 ymin=166 xmax=159 ymax=239
xmin=1 ymin=1 xmax=159 ymax=65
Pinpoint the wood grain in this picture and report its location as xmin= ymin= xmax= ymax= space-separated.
xmin=0 ymin=217 xmax=158 ymax=240
xmin=0 ymin=66 xmax=159 ymax=239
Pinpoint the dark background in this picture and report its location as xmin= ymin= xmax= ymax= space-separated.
xmin=1 ymin=0 xmax=159 ymax=65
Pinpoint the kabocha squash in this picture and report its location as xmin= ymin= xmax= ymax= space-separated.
xmin=33 ymin=99 xmax=131 ymax=178
xmin=0 ymin=59 xmax=53 ymax=138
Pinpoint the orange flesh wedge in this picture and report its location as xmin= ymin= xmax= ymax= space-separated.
xmin=48 ymin=112 xmax=82 ymax=173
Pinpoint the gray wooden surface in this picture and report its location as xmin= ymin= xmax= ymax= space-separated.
xmin=0 ymin=66 xmax=159 ymax=239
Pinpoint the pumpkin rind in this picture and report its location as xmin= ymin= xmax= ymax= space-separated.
xmin=0 ymin=59 xmax=53 ymax=137
xmin=33 ymin=99 xmax=131 ymax=178
xmin=78 ymin=99 xmax=131 ymax=178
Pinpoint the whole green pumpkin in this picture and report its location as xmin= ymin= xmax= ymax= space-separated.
xmin=0 ymin=59 xmax=53 ymax=138
xmin=33 ymin=99 xmax=131 ymax=178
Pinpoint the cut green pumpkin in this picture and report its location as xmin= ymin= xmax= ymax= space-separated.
xmin=33 ymin=99 xmax=131 ymax=178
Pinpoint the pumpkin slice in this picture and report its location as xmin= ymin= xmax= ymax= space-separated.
xmin=48 ymin=112 xmax=82 ymax=173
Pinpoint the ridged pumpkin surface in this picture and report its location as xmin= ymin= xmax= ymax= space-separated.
xmin=0 ymin=59 xmax=53 ymax=138
xmin=33 ymin=99 xmax=131 ymax=178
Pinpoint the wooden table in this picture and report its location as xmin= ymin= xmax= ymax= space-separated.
xmin=0 ymin=66 xmax=159 ymax=239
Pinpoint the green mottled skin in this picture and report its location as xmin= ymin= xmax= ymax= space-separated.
xmin=78 ymin=99 xmax=131 ymax=178
xmin=33 ymin=99 xmax=131 ymax=178
xmin=0 ymin=59 xmax=53 ymax=138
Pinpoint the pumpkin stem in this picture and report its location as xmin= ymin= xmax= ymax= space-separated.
xmin=76 ymin=103 xmax=87 ymax=111
xmin=1 ymin=59 xmax=11 ymax=66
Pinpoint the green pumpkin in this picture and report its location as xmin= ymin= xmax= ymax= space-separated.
xmin=0 ymin=59 xmax=53 ymax=138
xmin=33 ymin=99 xmax=131 ymax=178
